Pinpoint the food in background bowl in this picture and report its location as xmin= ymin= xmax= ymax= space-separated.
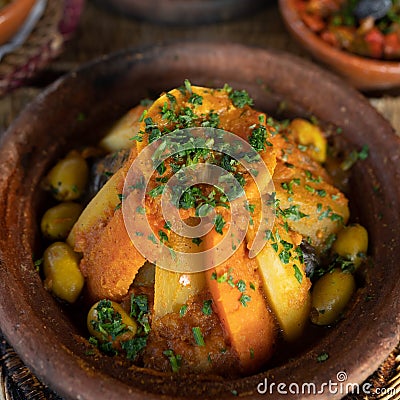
xmin=38 ymin=81 xmax=368 ymax=377
xmin=296 ymin=0 xmax=400 ymax=60
xmin=279 ymin=0 xmax=400 ymax=89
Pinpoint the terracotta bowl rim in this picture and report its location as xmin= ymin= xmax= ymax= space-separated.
xmin=0 ymin=42 xmax=399 ymax=400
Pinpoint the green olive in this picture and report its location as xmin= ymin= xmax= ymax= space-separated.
xmin=87 ymin=300 xmax=137 ymax=343
xmin=332 ymin=224 xmax=368 ymax=267
xmin=43 ymin=242 xmax=84 ymax=303
xmin=311 ymin=268 xmax=356 ymax=326
xmin=45 ymin=150 xmax=89 ymax=201
xmin=41 ymin=202 xmax=83 ymax=240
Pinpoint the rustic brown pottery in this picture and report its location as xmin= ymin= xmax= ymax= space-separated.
xmin=0 ymin=0 xmax=36 ymax=45
xmin=279 ymin=0 xmax=400 ymax=91
xmin=95 ymin=0 xmax=267 ymax=25
xmin=0 ymin=42 xmax=399 ymax=399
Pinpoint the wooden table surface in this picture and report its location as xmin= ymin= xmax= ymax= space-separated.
xmin=0 ymin=1 xmax=399 ymax=399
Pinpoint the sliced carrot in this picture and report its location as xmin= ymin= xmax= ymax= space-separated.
xmin=79 ymin=209 xmax=145 ymax=301
xmin=204 ymin=228 xmax=276 ymax=373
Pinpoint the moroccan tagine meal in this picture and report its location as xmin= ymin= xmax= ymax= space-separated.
xmin=37 ymin=82 xmax=368 ymax=377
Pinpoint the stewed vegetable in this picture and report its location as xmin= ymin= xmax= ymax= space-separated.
xmin=332 ymin=223 xmax=368 ymax=267
xmin=311 ymin=268 xmax=356 ymax=325
xmin=41 ymin=202 xmax=83 ymax=240
xmin=44 ymin=150 xmax=89 ymax=201
xmin=37 ymin=81 xmax=369 ymax=375
xmin=43 ymin=242 xmax=84 ymax=303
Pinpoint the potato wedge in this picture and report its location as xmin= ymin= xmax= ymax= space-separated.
xmin=274 ymin=160 xmax=349 ymax=251
xmin=289 ymin=118 xmax=327 ymax=163
xmin=99 ymin=105 xmax=147 ymax=153
xmin=153 ymin=218 xmax=206 ymax=319
xmin=247 ymin=222 xmax=311 ymax=341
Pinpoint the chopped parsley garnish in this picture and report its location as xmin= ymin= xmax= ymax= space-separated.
xmin=140 ymin=98 xmax=153 ymax=106
xmin=216 ymin=269 xmax=235 ymax=288
xmin=214 ymin=214 xmax=226 ymax=234
xmin=317 ymin=352 xmax=329 ymax=363
xmin=220 ymin=154 xmax=236 ymax=172
xmin=121 ymin=337 xmax=147 ymax=360
xmin=341 ymin=145 xmax=369 ymax=171
xmin=318 ymin=206 xmax=343 ymax=223
xmin=239 ymin=294 xmax=252 ymax=307
xmin=250 ymin=348 xmax=255 ymax=359
xmin=229 ymin=89 xmax=254 ymax=108
xmin=89 ymin=296 xmax=150 ymax=360
xmin=90 ymin=300 xmax=127 ymax=342
xmin=202 ymin=300 xmax=213 ymax=316
xmin=265 ymin=229 xmax=274 ymax=241
xmin=164 ymin=221 xmax=171 ymax=230
xmin=71 ymin=184 xmax=78 ymax=193
xmin=192 ymin=237 xmax=203 ymax=246
xmin=130 ymin=294 xmax=151 ymax=334
xmin=236 ymin=279 xmax=246 ymax=293
xmin=136 ymin=205 xmax=145 ymax=215
xmin=138 ymin=109 xmax=148 ymax=122
xmin=148 ymin=185 xmax=165 ymax=198
xmin=201 ymin=111 xmax=220 ymax=128
xmin=249 ymin=125 xmax=271 ymax=151
xmin=33 ymin=257 xmax=43 ymax=272
xmin=305 ymin=170 xmax=322 ymax=183
xmin=293 ymin=264 xmax=303 ymax=284
xmin=184 ymin=79 xmax=192 ymax=94
xmin=179 ymin=304 xmax=188 ymax=317
xmin=192 ymin=327 xmax=205 ymax=346
xmin=279 ymin=250 xmax=291 ymax=264
xmin=358 ymin=145 xmax=369 ymax=160
xmin=305 ymin=184 xmax=315 ymax=193
xmin=280 ymin=205 xmax=309 ymax=221
xmin=281 ymin=240 xmax=294 ymax=251
xmin=144 ymin=117 xmax=162 ymax=143
xmin=163 ymin=349 xmax=182 ymax=372
xmin=281 ymin=178 xmax=300 ymax=195
xmin=188 ymin=93 xmax=203 ymax=106
xmin=156 ymin=161 xmax=166 ymax=176
xmin=158 ymin=230 xmax=169 ymax=243
xmin=148 ymin=233 xmax=158 ymax=244
xmin=166 ymin=92 xmax=177 ymax=106
xmin=179 ymin=187 xmax=198 ymax=209
xmin=129 ymin=177 xmax=146 ymax=190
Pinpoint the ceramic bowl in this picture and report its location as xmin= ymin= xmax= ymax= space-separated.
xmin=279 ymin=0 xmax=400 ymax=91
xmin=0 ymin=42 xmax=399 ymax=400
xmin=0 ymin=0 xmax=36 ymax=45
xmin=95 ymin=0 xmax=267 ymax=25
